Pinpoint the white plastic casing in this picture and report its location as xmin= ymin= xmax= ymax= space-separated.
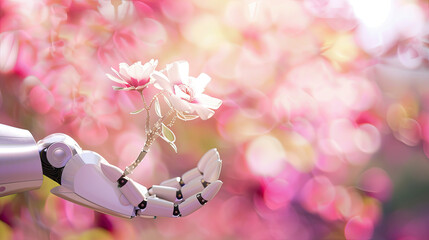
xmin=54 ymin=151 xmax=135 ymax=218
xmin=0 ymin=124 xmax=43 ymax=197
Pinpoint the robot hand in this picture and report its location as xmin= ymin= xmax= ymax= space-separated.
xmin=0 ymin=124 xmax=222 ymax=219
xmin=37 ymin=134 xmax=223 ymax=219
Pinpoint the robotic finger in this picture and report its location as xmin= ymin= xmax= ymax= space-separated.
xmin=160 ymin=148 xmax=220 ymax=188
xmin=137 ymin=180 xmax=223 ymax=218
xmin=148 ymin=148 xmax=221 ymax=202
xmin=101 ymin=148 xmax=223 ymax=218
xmin=149 ymin=158 xmax=222 ymax=202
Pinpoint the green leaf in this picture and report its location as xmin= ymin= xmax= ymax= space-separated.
xmin=177 ymin=112 xmax=199 ymax=121
xmin=169 ymin=142 xmax=177 ymax=153
xmin=130 ymin=107 xmax=146 ymax=114
xmin=154 ymin=96 xmax=162 ymax=118
xmin=112 ymin=86 xmax=133 ymax=91
xmin=161 ymin=123 xmax=176 ymax=143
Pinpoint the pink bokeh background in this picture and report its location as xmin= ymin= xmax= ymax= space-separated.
xmin=1 ymin=0 xmax=429 ymax=239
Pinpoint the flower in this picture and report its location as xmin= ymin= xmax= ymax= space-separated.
xmin=152 ymin=60 xmax=222 ymax=120
xmin=107 ymin=59 xmax=158 ymax=91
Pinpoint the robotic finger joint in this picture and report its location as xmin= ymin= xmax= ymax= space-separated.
xmin=196 ymin=193 xmax=208 ymax=205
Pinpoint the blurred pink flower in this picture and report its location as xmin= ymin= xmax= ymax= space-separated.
xmin=0 ymin=31 xmax=19 ymax=73
xmin=152 ymin=61 xmax=222 ymax=120
xmin=107 ymin=59 xmax=157 ymax=91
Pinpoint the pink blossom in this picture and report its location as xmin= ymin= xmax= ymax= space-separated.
xmin=152 ymin=60 xmax=222 ymax=120
xmin=0 ymin=31 xmax=19 ymax=73
xmin=107 ymin=59 xmax=158 ymax=91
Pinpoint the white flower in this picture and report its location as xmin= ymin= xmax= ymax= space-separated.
xmin=107 ymin=59 xmax=157 ymax=91
xmin=152 ymin=61 xmax=222 ymax=120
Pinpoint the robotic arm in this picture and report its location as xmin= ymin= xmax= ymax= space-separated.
xmin=0 ymin=124 xmax=222 ymax=219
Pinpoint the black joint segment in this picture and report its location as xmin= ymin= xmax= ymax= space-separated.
xmin=40 ymin=147 xmax=64 ymax=184
xmin=201 ymin=179 xmax=210 ymax=188
xmin=198 ymin=170 xmax=203 ymax=175
xmin=196 ymin=193 xmax=208 ymax=205
xmin=117 ymin=177 xmax=128 ymax=188
xmin=173 ymin=204 xmax=181 ymax=217
xmin=176 ymin=190 xmax=183 ymax=200
xmin=178 ymin=178 xmax=185 ymax=187
xmin=138 ymin=200 xmax=147 ymax=209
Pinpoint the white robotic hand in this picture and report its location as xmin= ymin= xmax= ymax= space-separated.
xmin=39 ymin=134 xmax=223 ymax=219
xmin=101 ymin=148 xmax=222 ymax=218
xmin=0 ymin=124 xmax=223 ymax=219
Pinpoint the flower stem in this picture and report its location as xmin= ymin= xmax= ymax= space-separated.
xmin=139 ymin=90 xmax=150 ymax=134
xmin=122 ymin=134 xmax=156 ymax=177
xmin=122 ymin=96 xmax=177 ymax=177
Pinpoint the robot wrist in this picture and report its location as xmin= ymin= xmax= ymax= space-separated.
xmin=37 ymin=133 xmax=83 ymax=184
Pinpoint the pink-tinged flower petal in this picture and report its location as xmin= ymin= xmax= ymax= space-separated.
xmin=197 ymin=94 xmax=222 ymax=109
xmin=153 ymin=60 xmax=219 ymax=120
xmin=119 ymin=62 xmax=131 ymax=79
xmin=169 ymin=95 xmax=192 ymax=112
xmin=110 ymin=60 xmax=157 ymax=90
xmin=126 ymin=61 xmax=143 ymax=80
xmin=152 ymin=71 xmax=173 ymax=92
xmin=191 ymin=103 xmax=215 ymax=120
xmin=132 ymin=60 xmax=155 ymax=81
xmin=106 ymin=73 xmax=127 ymax=84
xmin=166 ymin=60 xmax=189 ymax=85
xmin=189 ymin=73 xmax=211 ymax=95
xmin=137 ymin=78 xmax=151 ymax=87
xmin=111 ymin=67 xmax=123 ymax=79
xmin=174 ymin=85 xmax=191 ymax=101
xmin=142 ymin=59 xmax=158 ymax=77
